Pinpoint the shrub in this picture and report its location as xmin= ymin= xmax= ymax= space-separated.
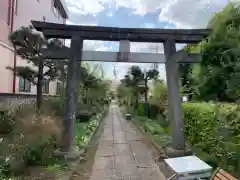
xmin=134 ymin=116 xmax=172 ymax=147
xmin=148 ymin=103 xmax=159 ymax=119
xmin=0 ymin=108 xmax=15 ymax=134
xmin=76 ymin=111 xmax=92 ymax=122
xmin=43 ymin=98 xmax=64 ymax=116
xmin=137 ymin=102 xmax=159 ymax=118
xmin=182 ymin=102 xmax=240 ymax=176
xmin=0 ymin=104 xmax=62 ymax=177
xmin=138 ymin=102 xmax=146 ymax=116
xmin=149 ymin=80 xmax=168 ymax=117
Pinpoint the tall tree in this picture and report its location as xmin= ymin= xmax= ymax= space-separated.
xmin=198 ymin=3 xmax=240 ymax=102
xmin=9 ymin=26 xmax=63 ymax=109
xmin=121 ymin=66 xmax=159 ymax=109
xmin=180 ymin=3 xmax=240 ymax=102
xmin=144 ymin=69 xmax=159 ymax=102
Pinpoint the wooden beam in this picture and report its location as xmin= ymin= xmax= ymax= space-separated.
xmin=32 ymin=21 xmax=210 ymax=35
xmin=32 ymin=21 xmax=211 ymax=43
xmin=18 ymin=46 xmax=201 ymax=63
xmin=42 ymin=48 xmax=167 ymax=63
xmin=41 ymin=29 xmax=207 ymax=43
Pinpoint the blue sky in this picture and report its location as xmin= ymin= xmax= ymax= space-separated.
xmin=65 ymin=0 xmax=232 ymax=81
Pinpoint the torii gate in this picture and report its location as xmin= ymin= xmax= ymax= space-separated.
xmin=31 ymin=21 xmax=211 ymax=154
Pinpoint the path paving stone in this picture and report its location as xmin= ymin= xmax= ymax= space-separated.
xmin=89 ymin=103 xmax=165 ymax=180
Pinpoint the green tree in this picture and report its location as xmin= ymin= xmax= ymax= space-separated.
xmin=120 ymin=66 xmax=159 ymax=110
xmin=180 ymin=3 xmax=240 ymax=102
xmin=198 ymin=3 xmax=240 ymax=102
xmin=9 ymin=26 xmax=63 ymax=109
xmin=144 ymin=69 xmax=159 ymax=102
xmin=149 ymin=80 xmax=168 ymax=116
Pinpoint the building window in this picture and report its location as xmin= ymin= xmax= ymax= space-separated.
xmin=56 ymin=82 xmax=62 ymax=95
xmin=42 ymin=79 xmax=49 ymax=94
xmin=19 ymin=77 xmax=31 ymax=92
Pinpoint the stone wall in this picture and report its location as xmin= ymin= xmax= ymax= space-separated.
xmin=0 ymin=93 xmax=58 ymax=108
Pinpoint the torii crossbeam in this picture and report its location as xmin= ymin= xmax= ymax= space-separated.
xmin=31 ymin=20 xmax=211 ymax=155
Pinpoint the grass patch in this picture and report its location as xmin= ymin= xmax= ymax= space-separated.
xmin=133 ymin=116 xmax=172 ymax=148
xmin=0 ymin=104 xmax=64 ymax=179
xmin=75 ymin=111 xmax=106 ymax=148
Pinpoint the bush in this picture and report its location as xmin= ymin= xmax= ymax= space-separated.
xmin=0 ymin=108 xmax=15 ymax=134
xmin=137 ymin=102 xmax=159 ymax=119
xmin=134 ymin=116 xmax=172 ymax=147
xmin=75 ymin=114 xmax=101 ymax=147
xmin=0 ymin=104 xmax=62 ymax=177
xmin=149 ymin=80 xmax=168 ymax=117
xmin=76 ymin=111 xmax=92 ymax=122
xmin=43 ymin=98 xmax=65 ymax=116
xmin=182 ymin=102 xmax=240 ymax=176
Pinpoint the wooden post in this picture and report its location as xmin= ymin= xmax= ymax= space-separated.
xmin=75 ymin=40 xmax=84 ymax=113
xmin=62 ymin=36 xmax=83 ymax=153
xmin=118 ymin=40 xmax=130 ymax=62
xmin=164 ymin=39 xmax=185 ymax=150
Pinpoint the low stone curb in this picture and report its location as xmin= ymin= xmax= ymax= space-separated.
xmin=131 ymin=116 xmax=166 ymax=155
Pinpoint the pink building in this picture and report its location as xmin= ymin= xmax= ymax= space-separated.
xmin=0 ymin=0 xmax=68 ymax=95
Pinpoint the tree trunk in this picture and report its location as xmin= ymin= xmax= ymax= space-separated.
xmin=144 ymin=78 xmax=149 ymax=117
xmin=134 ymin=91 xmax=139 ymax=110
xmin=85 ymin=88 xmax=88 ymax=104
xmin=144 ymin=78 xmax=148 ymax=103
xmin=37 ymin=60 xmax=44 ymax=109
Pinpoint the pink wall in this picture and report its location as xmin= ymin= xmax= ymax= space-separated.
xmin=0 ymin=0 xmax=9 ymax=24
xmin=0 ymin=0 xmax=67 ymax=95
xmin=0 ymin=44 xmax=14 ymax=93
xmin=13 ymin=0 xmax=65 ymax=31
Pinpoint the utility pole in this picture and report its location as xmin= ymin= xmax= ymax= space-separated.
xmin=113 ymin=65 xmax=117 ymax=80
xmin=150 ymin=43 xmax=160 ymax=69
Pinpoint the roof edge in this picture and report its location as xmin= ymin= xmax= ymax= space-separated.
xmin=56 ymin=0 xmax=69 ymax=19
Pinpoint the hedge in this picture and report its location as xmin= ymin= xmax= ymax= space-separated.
xmin=137 ymin=102 xmax=159 ymax=119
xmin=182 ymin=103 xmax=240 ymax=177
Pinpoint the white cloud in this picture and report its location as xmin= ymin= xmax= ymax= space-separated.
xmin=106 ymin=11 xmax=114 ymax=17
xmin=143 ymin=23 xmax=155 ymax=28
xmin=65 ymin=40 xmax=113 ymax=52
xmin=159 ymin=0 xmax=227 ymax=28
xmin=115 ymin=0 xmax=169 ymax=15
xmin=66 ymin=0 xmax=230 ymax=29
xmin=66 ymin=0 xmax=168 ymax=16
xmin=130 ymin=42 xmax=164 ymax=53
xmin=66 ymin=0 xmax=105 ymax=16
xmin=66 ymin=20 xmax=97 ymax=26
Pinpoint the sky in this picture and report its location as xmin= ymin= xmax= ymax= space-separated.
xmin=64 ymin=0 xmax=233 ymax=82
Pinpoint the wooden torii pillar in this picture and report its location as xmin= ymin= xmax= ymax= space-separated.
xmin=164 ymin=39 xmax=184 ymax=150
xmin=61 ymin=36 xmax=83 ymax=153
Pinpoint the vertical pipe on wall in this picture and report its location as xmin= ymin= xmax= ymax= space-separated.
xmin=9 ymin=0 xmax=16 ymax=93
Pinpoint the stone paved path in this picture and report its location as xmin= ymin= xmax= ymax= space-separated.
xmin=89 ymin=103 xmax=165 ymax=180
